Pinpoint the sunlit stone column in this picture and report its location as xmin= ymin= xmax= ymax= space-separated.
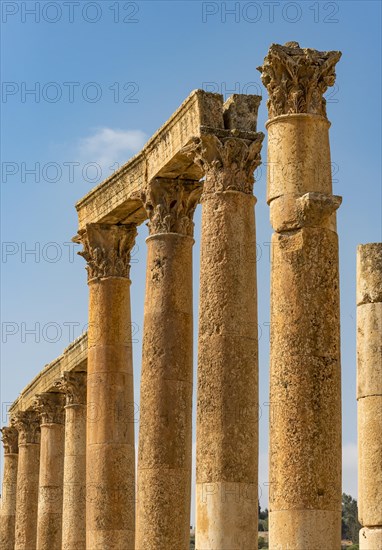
xmin=357 ymin=243 xmax=382 ymax=550
xmin=33 ymin=392 xmax=65 ymax=550
xmin=11 ymin=411 xmax=40 ymax=550
xmin=0 ymin=426 xmax=18 ymax=550
xmin=77 ymin=223 xmax=137 ymax=549
xmin=54 ymin=371 xmax=86 ymax=550
xmin=136 ymin=178 xmax=200 ymax=550
xmin=258 ymin=42 xmax=342 ymax=549
xmin=185 ymin=123 xmax=264 ymax=549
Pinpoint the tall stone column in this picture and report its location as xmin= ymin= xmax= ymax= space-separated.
xmin=33 ymin=392 xmax=65 ymax=550
xmin=185 ymin=123 xmax=264 ymax=549
xmin=54 ymin=371 xmax=86 ymax=550
xmin=135 ymin=178 xmax=200 ymax=550
xmin=77 ymin=223 xmax=137 ymax=549
xmin=258 ymin=42 xmax=342 ymax=549
xmin=357 ymin=243 xmax=382 ymax=550
xmin=11 ymin=411 xmax=40 ymax=550
xmin=0 ymin=426 xmax=18 ymax=550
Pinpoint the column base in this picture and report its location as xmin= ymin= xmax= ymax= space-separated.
xmin=269 ymin=509 xmax=341 ymax=550
xmin=360 ymin=527 xmax=382 ymax=550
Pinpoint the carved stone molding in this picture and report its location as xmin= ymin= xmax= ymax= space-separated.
xmin=183 ymin=134 xmax=263 ymax=195
xmin=76 ymin=223 xmax=137 ymax=281
xmin=257 ymin=41 xmax=341 ymax=119
xmin=1 ymin=426 xmax=18 ymax=454
xmin=33 ymin=392 xmax=65 ymax=425
xmin=54 ymin=371 xmax=87 ymax=406
xmin=141 ymin=179 xmax=202 ymax=237
xmin=10 ymin=411 xmax=40 ymax=445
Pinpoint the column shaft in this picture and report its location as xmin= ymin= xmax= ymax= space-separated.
xmin=357 ymin=243 xmax=382 ymax=550
xmin=34 ymin=392 xmax=65 ymax=550
xmin=11 ymin=411 xmax=40 ymax=550
xmin=54 ymin=371 xmax=86 ymax=550
xmin=78 ymin=223 xmax=137 ymax=549
xmin=0 ymin=427 xmax=18 ymax=550
xmin=258 ymin=42 xmax=342 ymax=549
xmin=136 ymin=179 xmax=199 ymax=550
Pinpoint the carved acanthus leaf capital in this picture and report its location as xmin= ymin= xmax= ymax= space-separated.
xmin=33 ymin=392 xmax=65 ymax=425
xmin=1 ymin=426 xmax=18 ymax=454
xmin=141 ymin=179 xmax=202 ymax=237
xmin=76 ymin=223 xmax=137 ymax=281
xmin=257 ymin=42 xmax=341 ymax=119
xmin=54 ymin=371 xmax=87 ymax=406
xmin=182 ymin=133 xmax=264 ymax=194
xmin=10 ymin=411 xmax=40 ymax=445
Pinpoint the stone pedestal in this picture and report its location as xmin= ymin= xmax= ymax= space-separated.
xmin=185 ymin=126 xmax=263 ymax=549
xmin=258 ymin=42 xmax=342 ymax=550
xmin=11 ymin=411 xmax=40 ymax=550
xmin=357 ymin=243 xmax=382 ymax=550
xmin=136 ymin=179 xmax=200 ymax=550
xmin=33 ymin=392 xmax=65 ymax=550
xmin=0 ymin=427 xmax=18 ymax=550
xmin=78 ymin=223 xmax=137 ymax=549
xmin=54 ymin=371 xmax=87 ymax=550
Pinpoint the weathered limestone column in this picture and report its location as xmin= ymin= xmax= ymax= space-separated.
xmin=77 ymin=223 xmax=137 ymax=549
xmin=33 ymin=392 xmax=65 ymax=550
xmin=54 ymin=371 xmax=86 ymax=550
xmin=357 ymin=243 xmax=382 ymax=550
xmin=0 ymin=426 xmax=18 ymax=550
xmin=11 ymin=411 xmax=40 ymax=550
xmin=185 ymin=120 xmax=264 ymax=549
xmin=258 ymin=42 xmax=342 ymax=549
xmin=136 ymin=178 xmax=200 ymax=550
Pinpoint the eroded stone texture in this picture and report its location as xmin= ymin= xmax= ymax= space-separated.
xmin=0 ymin=427 xmax=18 ymax=550
xmin=33 ymin=392 xmax=65 ymax=550
xmin=259 ymin=42 xmax=342 ymax=550
xmin=136 ymin=179 xmax=200 ymax=550
xmin=184 ymin=118 xmax=263 ymax=548
xmin=357 ymin=243 xmax=382 ymax=548
xmin=54 ymin=371 xmax=87 ymax=550
xmin=11 ymin=411 xmax=40 ymax=550
xmin=77 ymin=223 xmax=137 ymax=549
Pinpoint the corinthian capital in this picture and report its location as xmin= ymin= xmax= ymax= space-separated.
xmin=10 ymin=411 xmax=40 ymax=445
xmin=141 ymin=179 xmax=202 ymax=237
xmin=76 ymin=223 xmax=137 ymax=281
xmin=257 ymin=41 xmax=341 ymax=119
xmin=1 ymin=426 xmax=18 ymax=454
xmin=33 ymin=392 xmax=65 ymax=425
xmin=183 ymin=133 xmax=264 ymax=194
xmin=54 ymin=371 xmax=87 ymax=406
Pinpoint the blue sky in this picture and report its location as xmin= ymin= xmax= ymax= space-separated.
xmin=1 ymin=0 xmax=381 ymax=515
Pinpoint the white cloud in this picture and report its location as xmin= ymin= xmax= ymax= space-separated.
xmin=77 ymin=127 xmax=147 ymax=174
xmin=343 ymin=441 xmax=358 ymax=499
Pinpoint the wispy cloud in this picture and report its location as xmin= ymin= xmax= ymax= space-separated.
xmin=77 ymin=127 xmax=147 ymax=174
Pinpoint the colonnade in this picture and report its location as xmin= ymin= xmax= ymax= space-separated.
xmin=1 ymin=42 xmax=380 ymax=550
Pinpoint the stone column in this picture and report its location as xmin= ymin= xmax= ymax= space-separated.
xmin=357 ymin=243 xmax=382 ymax=550
xmin=185 ymin=122 xmax=264 ymax=549
xmin=0 ymin=426 xmax=18 ymax=550
xmin=135 ymin=178 xmax=200 ymax=550
xmin=77 ymin=223 xmax=137 ymax=549
xmin=54 ymin=371 xmax=86 ymax=550
xmin=33 ymin=392 xmax=65 ymax=550
xmin=11 ymin=411 xmax=40 ymax=550
xmin=258 ymin=42 xmax=342 ymax=549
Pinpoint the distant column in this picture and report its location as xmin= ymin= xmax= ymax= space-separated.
xmin=357 ymin=243 xmax=382 ymax=550
xmin=54 ymin=371 xmax=86 ymax=550
xmin=33 ymin=392 xmax=65 ymax=550
xmin=11 ymin=411 xmax=40 ymax=550
xmin=77 ymin=223 xmax=137 ymax=549
xmin=136 ymin=178 xmax=200 ymax=550
xmin=0 ymin=426 xmax=18 ymax=550
xmin=258 ymin=41 xmax=342 ymax=549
